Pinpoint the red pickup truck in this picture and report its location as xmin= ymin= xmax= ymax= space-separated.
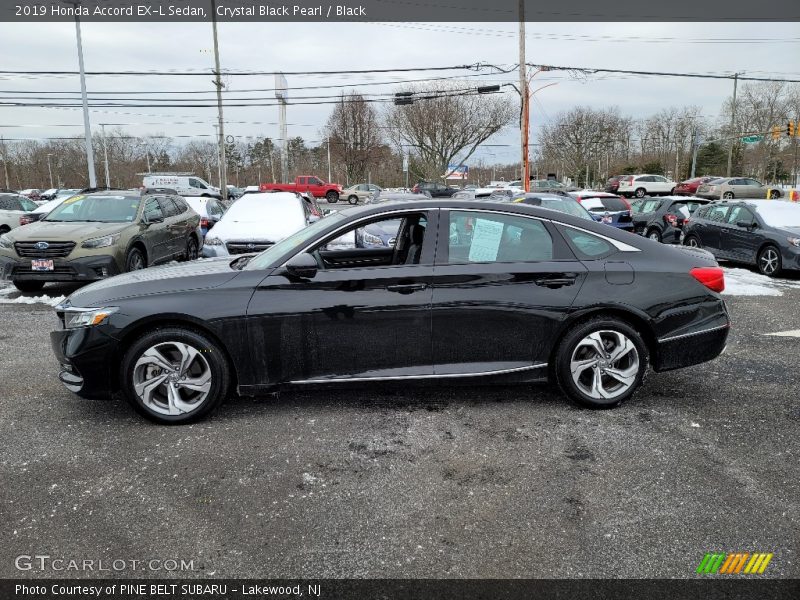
xmin=259 ymin=176 xmax=343 ymax=203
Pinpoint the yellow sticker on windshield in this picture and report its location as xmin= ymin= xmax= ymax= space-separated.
xmin=63 ymin=195 xmax=83 ymax=204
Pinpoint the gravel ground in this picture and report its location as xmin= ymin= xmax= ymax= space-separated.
xmin=0 ymin=273 xmax=798 ymax=580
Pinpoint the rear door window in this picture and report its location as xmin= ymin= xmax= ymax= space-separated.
xmin=158 ymin=197 xmax=179 ymax=217
xmin=560 ymin=227 xmax=615 ymax=259
xmin=446 ymin=211 xmax=553 ymax=264
xmin=705 ymin=205 xmax=730 ymax=222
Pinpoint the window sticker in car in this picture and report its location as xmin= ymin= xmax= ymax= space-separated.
xmin=468 ymin=218 xmax=505 ymax=262
xmin=63 ymin=195 xmax=83 ymax=204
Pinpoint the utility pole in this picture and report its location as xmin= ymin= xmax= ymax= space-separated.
xmin=64 ymin=0 xmax=96 ymax=188
xmin=100 ymin=124 xmax=110 ymax=188
xmin=210 ymin=0 xmax=227 ymax=197
xmin=275 ymin=73 xmax=289 ymax=183
xmin=0 ymin=136 xmax=9 ymax=190
xmin=726 ymin=72 xmax=739 ymax=177
xmin=47 ymin=154 xmax=54 ymax=188
xmin=518 ymin=0 xmax=529 ymax=192
xmin=213 ymin=124 xmax=222 ymax=187
xmin=327 ymin=135 xmax=332 ymax=182
xmin=690 ymin=130 xmax=700 ymax=179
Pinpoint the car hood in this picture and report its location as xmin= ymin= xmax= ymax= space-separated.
xmin=66 ymin=257 xmax=242 ymax=306
xmin=10 ymin=220 xmax=132 ymax=241
xmin=207 ymin=217 xmax=303 ymax=243
xmin=776 ymin=226 xmax=800 ymax=236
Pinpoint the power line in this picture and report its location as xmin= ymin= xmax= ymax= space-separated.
xmin=532 ymin=63 xmax=800 ymax=83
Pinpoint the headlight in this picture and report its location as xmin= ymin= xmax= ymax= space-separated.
xmin=0 ymin=234 xmax=12 ymax=249
xmin=362 ymin=231 xmax=384 ymax=246
xmin=788 ymin=237 xmax=800 ymax=248
xmin=62 ymin=307 xmax=118 ymax=329
xmin=81 ymin=234 xmax=120 ymax=249
xmin=205 ymin=236 xmax=223 ymax=246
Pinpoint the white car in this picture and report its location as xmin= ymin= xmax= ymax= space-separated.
xmin=0 ymin=193 xmax=39 ymax=233
xmin=183 ymin=196 xmax=226 ymax=238
xmin=203 ymin=192 xmax=315 ymax=257
xmin=142 ymin=174 xmax=222 ymax=200
xmin=617 ymin=174 xmax=677 ymax=198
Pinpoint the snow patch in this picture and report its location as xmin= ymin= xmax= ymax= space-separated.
xmin=722 ymin=268 xmax=800 ymax=297
xmin=0 ymin=293 xmax=65 ymax=306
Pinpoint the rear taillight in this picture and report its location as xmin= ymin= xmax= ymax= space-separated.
xmin=20 ymin=215 xmax=34 ymax=225
xmin=664 ymin=214 xmax=678 ymax=226
xmin=690 ymin=267 xmax=724 ymax=293
xmin=200 ymin=217 xmax=209 ymax=228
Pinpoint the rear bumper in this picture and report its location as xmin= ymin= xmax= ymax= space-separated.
xmin=50 ymin=326 xmax=117 ymax=399
xmin=653 ymin=323 xmax=730 ymax=372
xmin=1 ymin=254 xmax=122 ymax=282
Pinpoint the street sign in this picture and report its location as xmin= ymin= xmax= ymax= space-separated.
xmin=740 ymin=135 xmax=763 ymax=143
xmin=402 ymin=155 xmax=409 ymax=172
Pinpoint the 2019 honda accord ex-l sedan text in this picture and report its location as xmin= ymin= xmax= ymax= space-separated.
xmin=50 ymin=199 xmax=730 ymax=424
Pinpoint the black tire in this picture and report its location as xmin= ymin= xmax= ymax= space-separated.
xmin=684 ymin=235 xmax=702 ymax=249
xmin=125 ymin=246 xmax=146 ymax=272
xmin=348 ymin=195 xmax=359 ymax=205
xmin=646 ymin=228 xmax=662 ymax=242
xmin=555 ymin=317 xmax=649 ymax=409
xmin=0 ymin=225 xmax=10 ymax=235
xmin=13 ymin=280 xmax=45 ymax=293
xmin=768 ymin=189 xmax=780 ymax=199
xmin=120 ymin=327 xmax=230 ymax=424
xmin=184 ymin=236 xmax=199 ymax=261
xmin=722 ymin=192 xmax=734 ymax=199
xmin=757 ymin=245 xmax=782 ymax=277
xmin=326 ymin=191 xmax=339 ymax=203
xmin=634 ymin=188 xmax=646 ymax=198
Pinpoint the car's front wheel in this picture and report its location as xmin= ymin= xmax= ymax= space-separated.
xmin=768 ymin=189 xmax=780 ymax=199
xmin=125 ymin=247 xmax=146 ymax=272
xmin=13 ymin=280 xmax=45 ymax=293
xmin=120 ymin=328 xmax=230 ymax=424
xmin=757 ymin=245 xmax=782 ymax=277
xmin=646 ymin=228 xmax=662 ymax=242
xmin=555 ymin=318 xmax=649 ymax=409
xmin=184 ymin=236 xmax=199 ymax=261
xmin=684 ymin=235 xmax=702 ymax=249
xmin=722 ymin=192 xmax=734 ymax=199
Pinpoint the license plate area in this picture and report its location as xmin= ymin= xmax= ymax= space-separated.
xmin=601 ymin=216 xmax=612 ymax=224
xmin=31 ymin=259 xmax=54 ymax=271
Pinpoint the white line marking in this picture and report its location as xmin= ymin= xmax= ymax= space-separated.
xmin=765 ymin=330 xmax=800 ymax=337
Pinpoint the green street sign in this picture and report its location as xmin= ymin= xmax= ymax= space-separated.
xmin=740 ymin=135 xmax=763 ymax=143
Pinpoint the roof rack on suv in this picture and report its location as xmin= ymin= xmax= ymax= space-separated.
xmin=78 ymin=186 xmax=128 ymax=194
xmin=142 ymin=187 xmax=178 ymax=195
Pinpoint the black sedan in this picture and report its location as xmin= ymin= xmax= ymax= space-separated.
xmin=51 ymin=199 xmax=730 ymax=424
xmin=682 ymin=199 xmax=800 ymax=276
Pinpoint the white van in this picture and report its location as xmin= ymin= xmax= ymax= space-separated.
xmin=142 ymin=174 xmax=222 ymax=199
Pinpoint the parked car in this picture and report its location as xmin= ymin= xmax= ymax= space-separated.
xmin=631 ymin=196 xmax=710 ymax=243
xmin=259 ymin=175 xmax=343 ymax=204
xmin=569 ymin=192 xmax=634 ymax=232
xmin=672 ymin=176 xmax=720 ymax=196
xmin=0 ymin=193 xmax=39 ymax=233
xmin=183 ymin=196 xmax=226 ymax=238
xmin=203 ymin=192 xmax=315 ymax=257
xmin=142 ymin=174 xmax=222 ymax=200
xmin=39 ymin=188 xmax=59 ymax=201
xmin=19 ymin=196 xmax=68 ymax=226
xmin=366 ymin=191 xmax=431 ymax=204
xmin=225 ymin=185 xmax=244 ymax=200
xmin=341 ymin=183 xmax=382 ymax=205
xmin=695 ymin=177 xmax=781 ymax=200
xmin=17 ymin=189 xmax=42 ymax=201
xmin=509 ymin=193 xmax=596 ymax=221
xmin=682 ymin=199 xmax=800 ymax=276
xmin=0 ymin=189 xmax=202 ymax=292
xmin=412 ymin=182 xmax=461 ymax=197
xmin=605 ymin=175 xmax=625 ymax=193
xmin=617 ymin=175 xmax=677 ymax=198
xmin=530 ymin=179 xmax=579 ymax=193
xmin=49 ymin=198 xmax=729 ymax=423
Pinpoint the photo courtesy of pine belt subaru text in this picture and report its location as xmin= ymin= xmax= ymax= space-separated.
xmin=0 ymin=189 xmax=202 ymax=293
xmin=49 ymin=199 xmax=730 ymax=424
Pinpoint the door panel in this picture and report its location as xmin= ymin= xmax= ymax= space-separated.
xmin=142 ymin=197 xmax=170 ymax=264
xmin=724 ymin=206 xmax=760 ymax=263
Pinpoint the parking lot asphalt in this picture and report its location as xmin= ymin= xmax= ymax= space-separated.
xmin=1 ymin=271 xmax=798 ymax=579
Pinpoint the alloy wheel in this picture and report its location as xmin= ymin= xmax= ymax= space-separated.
xmin=685 ymin=237 xmax=700 ymax=248
xmin=570 ymin=330 xmax=640 ymax=401
xmin=759 ymin=248 xmax=779 ymax=275
xmin=132 ymin=341 xmax=212 ymax=416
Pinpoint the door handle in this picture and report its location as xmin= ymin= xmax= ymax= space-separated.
xmin=386 ymin=283 xmax=428 ymax=294
xmin=534 ymin=275 xmax=577 ymax=288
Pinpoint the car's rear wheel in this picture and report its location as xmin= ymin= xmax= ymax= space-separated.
xmin=125 ymin=247 xmax=146 ymax=272
xmin=646 ymin=228 xmax=662 ymax=242
xmin=768 ymin=189 xmax=780 ymax=199
xmin=684 ymin=235 xmax=702 ymax=249
xmin=757 ymin=245 xmax=782 ymax=277
xmin=184 ymin=236 xmax=199 ymax=261
xmin=13 ymin=280 xmax=45 ymax=293
xmin=120 ymin=328 xmax=230 ymax=424
xmin=0 ymin=225 xmax=10 ymax=235
xmin=722 ymin=192 xmax=734 ymax=199
xmin=326 ymin=191 xmax=339 ymax=203
xmin=348 ymin=195 xmax=359 ymax=205
xmin=634 ymin=188 xmax=646 ymax=198
xmin=555 ymin=318 xmax=648 ymax=409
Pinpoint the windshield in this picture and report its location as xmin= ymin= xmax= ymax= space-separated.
xmin=43 ymin=195 xmax=142 ymax=223
xmin=756 ymin=202 xmax=800 ymax=228
xmin=540 ymin=198 xmax=594 ymax=220
xmin=244 ymin=212 xmax=348 ymax=270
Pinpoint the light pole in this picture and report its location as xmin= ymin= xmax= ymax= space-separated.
xmin=47 ymin=153 xmax=54 ymax=188
xmin=726 ymin=72 xmax=740 ymax=177
xmin=63 ymin=0 xmax=96 ymax=188
xmin=100 ymin=124 xmax=110 ymax=188
xmin=210 ymin=0 xmax=227 ymax=196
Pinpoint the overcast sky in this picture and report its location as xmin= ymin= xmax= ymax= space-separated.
xmin=1 ymin=21 xmax=799 ymax=165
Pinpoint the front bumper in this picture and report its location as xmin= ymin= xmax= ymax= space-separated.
xmin=50 ymin=325 xmax=118 ymax=399
xmin=1 ymin=254 xmax=122 ymax=282
xmin=202 ymin=244 xmax=229 ymax=258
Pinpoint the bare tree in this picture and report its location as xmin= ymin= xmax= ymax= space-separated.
xmin=326 ymin=93 xmax=382 ymax=185
xmin=384 ymin=82 xmax=515 ymax=181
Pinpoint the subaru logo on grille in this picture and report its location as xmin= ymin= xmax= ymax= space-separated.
xmin=247 ymin=243 xmax=255 ymax=250
xmin=35 ymin=241 xmax=49 ymax=250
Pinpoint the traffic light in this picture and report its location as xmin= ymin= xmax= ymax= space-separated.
xmin=772 ymin=125 xmax=780 ymax=140
xmin=789 ymin=121 xmax=796 ymax=137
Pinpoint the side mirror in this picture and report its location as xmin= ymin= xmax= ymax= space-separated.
xmin=737 ymin=221 xmax=756 ymax=229
xmin=285 ymin=253 xmax=318 ymax=279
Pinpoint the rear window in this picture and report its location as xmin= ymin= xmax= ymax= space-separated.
xmin=633 ymin=199 xmax=663 ymax=214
